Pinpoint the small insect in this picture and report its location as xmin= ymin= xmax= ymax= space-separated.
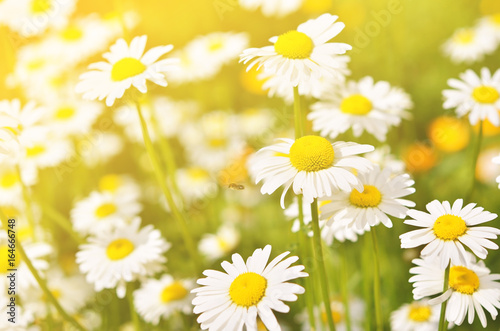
xmin=228 ymin=183 xmax=245 ymax=190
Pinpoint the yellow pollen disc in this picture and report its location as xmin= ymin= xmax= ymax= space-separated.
xmin=55 ymin=106 xmax=76 ymax=120
xmin=111 ymin=57 xmax=146 ymax=81
xmin=160 ymin=281 xmax=188 ymax=303
xmin=449 ymin=266 xmax=480 ymax=295
xmin=31 ymin=0 xmax=51 ymax=14
xmin=340 ymin=94 xmax=373 ymax=115
xmin=229 ymin=272 xmax=267 ymax=307
xmin=187 ymin=168 xmax=209 ymax=181
xmin=289 ymin=136 xmax=334 ymax=172
xmin=408 ymin=304 xmax=432 ymax=322
xmin=95 ymin=203 xmax=117 ymax=219
xmin=491 ymin=13 xmax=500 ymax=25
xmin=98 ymin=174 xmax=122 ymax=193
xmin=26 ymin=145 xmax=45 ymax=157
xmin=321 ymin=310 xmax=343 ymax=324
xmin=274 ymin=30 xmax=314 ymax=59
xmin=208 ymin=138 xmax=227 ymax=148
xmin=0 ymin=172 xmax=19 ymax=189
xmin=61 ymin=26 xmax=83 ymax=41
xmin=106 ymin=238 xmax=135 ymax=260
xmin=349 ymin=185 xmax=382 ymax=208
xmin=454 ymin=29 xmax=474 ymax=44
xmin=472 ymin=85 xmax=499 ymax=103
xmin=433 ymin=214 xmax=467 ymax=241
xmin=0 ymin=245 xmax=20 ymax=273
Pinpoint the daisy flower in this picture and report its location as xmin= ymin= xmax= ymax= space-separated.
xmin=427 ymin=116 xmax=470 ymax=153
xmin=309 ymin=76 xmax=412 ymax=141
xmin=97 ymin=173 xmax=141 ymax=200
xmin=0 ymin=164 xmax=36 ymax=208
xmin=390 ymin=300 xmax=440 ymax=331
xmin=443 ymin=67 xmax=500 ymax=126
xmin=238 ymin=0 xmax=302 ymax=17
xmin=300 ymin=297 xmax=365 ymax=331
xmin=76 ymin=35 xmax=179 ymax=106
xmin=187 ymin=32 xmax=249 ymax=68
xmin=76 ymin=217 xmax=170 ymax=298
xmin=494 ymin=154 xmax=500 ymax=188
xmin=409 ymin=254 xmax=500 ymax=328
xmin=478 ymin=13 xmax=500 ymax=43
xmin=44 ymin=99 xmax=103 ymax=136
xmin=0 ymin=129 xmax=21 ymax=164
xmin=81 ymin=132 xmax=124 ymax=168
xmin=70 ymin=191 xmax=142 ymax=236
xmin=134 ymin=275 xmax=194 ymax=325
xmin=321 ymin=166 xmax=415 ymax=231
xmin=198 ymin=224 xmax=240 ymax=260
xmin=192 ymin=245 xmax=308 ymax=331
xmin=0 ymin=99 xmax=45 ymax=132
xmin=442 ymin=26 xmax=497 ymax=64
xmin=400 ymin=199 xmax=499 ymax=269
xmin=240 ymin=14 xmax=352 ymax=88
xmin=253 ymin=135 xmax=374 ymax=208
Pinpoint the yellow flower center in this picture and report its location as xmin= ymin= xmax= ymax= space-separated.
xmin=433 ymin=215 xmax=467 ymax=241
xmin=27 ymin=58 xmax=45 ymax=71
xmin=408 ymin=304 xmax=432 ymax=322
xmin=98 ymin=174 xmax=122 ymax=193
xmin=208 ymin=138 xmax=227 ymax=148
xmin=229 ymin=272 xmax=267 ymax=307
xmin=274 ymin=30 xmax=314 ymax=59
xmin=491 ymin=13 xmax=500 ymax=25
xmin=61 ymin=26 xmax=83 ymax=41
xmin=187 ymin=168 xmax=210 ymax=181
xmin=321 ymin=309 xmax=343 ymax=324
xmin=55 ymin=106 xmax=76 ymax=120
xmin=454 ymin=29 xmax=474 ymax=44
xmin=106 ymin=238 xmax=135 ymax=261
xmin=349 ymin=185 xmax=382 ymax=208
xmin=289 ymin=136 xmax=335 ymax=172
xmin=111 ymin=57 xmax=146 ymax=81
xmin=31 ymin=0 xmax=51 ymax=13
xmin=208 ymin=38 xmax=224 ymax=52
xmin=0 ymin=172 xmax=19 ymax=189
xmin=94 ymin=203 xmax=117 ymax=219
xmin=472 ymin=85 xmax=499 ymax=103
xmin=0 ymin=245 xmax=20 ymax=273
xmin=26 ymin=145 xmax=45 ymax=157
xmin=340 ymin=94 xmax=373 ymax=115
xmin=160 ymin=281 xmax=188 ymax=303
xmin=449 ymin=266 xmax=480 ymax=295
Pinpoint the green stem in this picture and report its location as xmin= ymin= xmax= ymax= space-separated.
xmin=16 ymin=166 xmax=37 ymax=240
xmin=293 ymin=86 xmax=304 ymax=138
xmin=466 ymin=120 xmax=483 ymax=203
xmin=311 ymin=199 xmax=336 ymax=331
xmin=127 ymin=284 xmax=141 ymax=331
xmin=11 ymin=231 xmax=86 ymax=330
xmin=135 ymin=102 xmax=202 ymax=271
xmin=438 ymin=266 xmax=450 ymax=331
xmin=371 ymin=229 xmax=383 ymax=331
xmin=40 ymin=203 xmax=84 ymax=244
xmin=340 ymin=244 xmax=352 ymax=331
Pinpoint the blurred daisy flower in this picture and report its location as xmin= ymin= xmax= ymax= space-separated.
xmin=443 ymin=67 xmax=500 ymax=126
xmin=410 ymin=253 xmax=500 ymax=328
xmin=81 ymin=132 xmax=124 ymax=168
xmin=240 ymin=14 xmax=351 ymax=88
xmin=70 ymin=190 xmax=142 ymax=236
xmin=390 ymin=300 xmax=440 ymax=331
xmin=400 ymin=199 xmax=499 ymax=269
xmin=493 ymin=153 xmax=500 ymax=188
xmin=309 ymin=76 xmax=412 ymax=141
xmin=442 ymin=26 xmax=497 ymax=64
xmin=238 ymin=0 xmax=302 ymax=17
xmin=97 ymin=173 xmax=141 ymax=200
xmin=198 ymin=223 xmax=240 ymax=260
xmin=478 ymin=13 xmax=500 ymax=43
xmin=76 ymin=35 xmax=178 ymax=106
xmin=192 ymin=245 xmax=307 ymax=330
xmin=253 ymin=135 xmax=373 ymax=207
xmin=0 ymin=0 xmax=76 ymax=37
xmin=134 ymin=275 xmax=194 ymax=325
xmin=44 ymin=99 xmax=103 ymax=137
xmin=284 ymin=197 xmax=365 ymax=245
xmin=0 ymin=99 xmax=45 ymax=133
xmin=321 ymin=166 xmax=415 ymax=231
xmin=427 ymin=116 xmax=470 ymax=153
xmin=300 ymin=297 xmax=365 ymax=331
xmin=0 ymin=164 xmax=36 ymax=208
xmin=76 ymin=218 xmax=170 ymax=298
xmin=24 ymin=269 xmax=93 ymax=317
